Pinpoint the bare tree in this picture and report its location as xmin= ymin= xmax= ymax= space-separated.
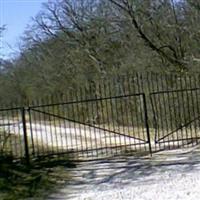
xmin=0 ymin=25 xmax=6 ymax=58
xmin=108 ymin=0 xmax=191 ymax=71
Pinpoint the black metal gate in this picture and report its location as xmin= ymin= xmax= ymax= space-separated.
xmin=2 ymin=73 xmax=200 ymax=163
xmin=150 ymin=88 xmax=200 ymax=151
xmin=27 ymin=93 xmax=152 ymax=159
xmin=2 ymin=89 xmax=200 ymax=162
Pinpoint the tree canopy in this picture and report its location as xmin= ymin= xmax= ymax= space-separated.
xmin=0 ymin=0 xmax=200 ymax=104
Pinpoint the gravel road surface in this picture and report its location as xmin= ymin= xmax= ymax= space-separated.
xmin=49 ymin=146 xmax=200 ymax=200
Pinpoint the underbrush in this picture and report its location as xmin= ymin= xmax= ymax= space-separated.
xmin=0 ymin=155 xmax=76 ymax=200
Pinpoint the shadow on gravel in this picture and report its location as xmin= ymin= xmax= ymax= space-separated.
xmin=49 ymin=146 xmax=200 ymax=199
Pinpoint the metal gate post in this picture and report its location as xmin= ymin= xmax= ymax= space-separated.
xmin=142 ymin=93 xmax=152 ymax=156
xmin=21 ymin=107 xmax=30 ymax=165
xmin=27 ymin=107 xmax=35 ymax=156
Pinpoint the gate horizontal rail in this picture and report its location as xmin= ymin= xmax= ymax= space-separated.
xmin=28 ymin=93 xmax=144 ymax=109
xmin=156 ymin=137 xmax=200 ymax=144
xmin=150 ymin=87 xmax=200 ymax=95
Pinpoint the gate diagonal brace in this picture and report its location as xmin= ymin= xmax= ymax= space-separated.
xmin=30 ymin=108 xmax=148 ymax=144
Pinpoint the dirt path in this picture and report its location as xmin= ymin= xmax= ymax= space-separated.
xmin=2 ymin=121 xmax=145 ymax=153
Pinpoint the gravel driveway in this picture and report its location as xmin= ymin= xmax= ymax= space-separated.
xmin=49 ymin=146 xmax=200 ymax=200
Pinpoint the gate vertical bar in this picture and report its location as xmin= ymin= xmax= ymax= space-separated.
xmin=142 ymin=93 xmax=152 ymax=155
xmin=28 ymin=107 xmax=35 ymax=156
xmin=21 ymin=107 xmax=30 ymax=165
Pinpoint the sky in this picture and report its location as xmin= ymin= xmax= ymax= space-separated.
xmin=0 ymin=0 xmax=47 ymax=59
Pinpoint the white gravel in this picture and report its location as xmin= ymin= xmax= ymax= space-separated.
xmin=74 ymin=171 xmax=200 ymax=200
xmin=2 ymin=120 xmax=200 ymax=200
xmin=1 ymin=121 xmax=142 ymax=150
xmin=49 ymin=148 xmax=200 ymax=200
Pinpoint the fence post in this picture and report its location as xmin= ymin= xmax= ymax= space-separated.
xmin=27 ymin=107 xmax=35 ymax=156
xmin=21 ymin=107 xmax=30 ymax=165
xmin=142 ymin=93 xmax=152 ymax=156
